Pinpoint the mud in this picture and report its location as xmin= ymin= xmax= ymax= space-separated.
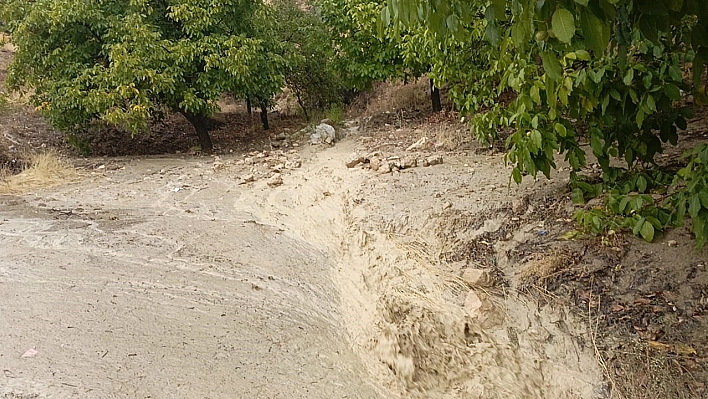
xmin=1 ymin=139 xmax=609 ymax=398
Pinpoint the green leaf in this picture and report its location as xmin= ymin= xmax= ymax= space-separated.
xmin=645 ymin=95 xmax=656 ymax=112
xmin=554 ymin=123 xmax=567 ymax=137
xmin=552 ymin=8 xmax=576 ymax=44
xmin=511 ymin=23 xmax=527 ymax=48
xmin=574 ymin=0 xmax=589 ymax=5
xmin=637 ymin=175 xmax=648 ymax=192
xmin=590 ymin=135 xmax=603 ymax=156
xmin=541 ymin=51 xmax=562 ymax=80
xmin=581 ymin=10 xmax=610 ymax=55
xmin=640 ymin=219 xmax=655 ymax=242
xmin=623 ymin=68 xmax=635 ymax=85
xmin=530 ymin=85 xmax=541 ymax=104
xmin=619 ymin=196 xmax=631 ymax=213
xmin=667 ymin=0 xmax=683 ymax=12
xmin=689 ymin=195 xmax=701 ymax=218
xmin=663 ymin=84 xmax=682 ymax=100
xmin=633 ymin=217 xmax=646 ymax=235
xmin=668 ymin=65 xmax=683 ymax=82
xmin=530 ymin=129 xmax=543 ymax=152
xmin=485 ymin=22 xmax=501 ymax=45
xmin=492 ymin=0 xmax=506 ymax=20
xmin=571 ymin=187 xmax=585 ymax=204
xmin=699 ymin=190 xmax=708 ymax=208
xmin=512 ymin=168 xmax=522 ymax=184
xmin=575 ymin=50 xmax=591 ymax=60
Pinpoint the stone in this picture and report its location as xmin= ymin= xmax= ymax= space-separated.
xmin=369 ymin=157 xmax=382 ymax=171
xmin=462 ymin=268 xmax=493 ymax=288
xmin=406 ymin=137 xmax=430 ymax=151
xmin=345 ymin=153 xmax=366 ymax=168
xmin=400 ymin=157 xmax=418 ymax=169
xmin=272 ymin=163 xmax=285 ymax=172
xmin=668 ymin=240 xmax=678 ymax=247
xmin=424 ymin=155 xmax=443 ymax=166
xmin=311 ymin=123 xmax=336 ymax=145
xmin=239 ymin=174 xmax=255 ymax=184
xmin=244 ymin=157 xmax=254 ymax=165
xmin=285 ymin=160 xmax=302 ymax=169
xmin=267 ymin=174 xmax=283 ymax=187
xmin=464 ymin=290 xmax=484 ymax=318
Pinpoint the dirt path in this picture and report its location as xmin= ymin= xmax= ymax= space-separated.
xmin=1 ymin=140 xmax=606 ymax=398
xmin=0 ymin=147 xmax=384 ymax=398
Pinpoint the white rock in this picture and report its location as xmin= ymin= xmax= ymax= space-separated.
xmin=311 ymin=123 xmax=336 ymax=145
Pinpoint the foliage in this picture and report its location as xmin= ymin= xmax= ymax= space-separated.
xmin=319 ymin=0 xmax=404 ymax=90
xmin=272 ymin=0 xmax=343 ymax=116
xmin=383 ymin=0 xmax=708 ymax=248
xmin=1 ymin=0 xmax=279 ymax=151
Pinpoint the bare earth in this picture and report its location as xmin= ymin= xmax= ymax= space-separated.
xmin=1 ymin=131 xmax=617 ymax=399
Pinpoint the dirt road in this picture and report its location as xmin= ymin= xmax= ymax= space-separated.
xmin=0 ymin=145 xmax=386 ymax=398
xmin=1 ymin=141 xmax=605 ymax=398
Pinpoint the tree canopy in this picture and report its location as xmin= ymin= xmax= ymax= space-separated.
xmin=2 ymin=0 xmax=282 ymax=151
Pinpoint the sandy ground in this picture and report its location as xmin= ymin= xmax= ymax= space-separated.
xmin=0 ymin=135 xmax=613 ymax=398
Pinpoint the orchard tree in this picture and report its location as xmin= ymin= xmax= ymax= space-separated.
xmin=319 ymin=0 xmax=446 ymax=112
xmin=1 ymin=0 xmax=279 ymax=151
xmin=384 ymin=0 xmax=708 ymax=247
xmin=272 ymin=0 xmax=342 ymax=118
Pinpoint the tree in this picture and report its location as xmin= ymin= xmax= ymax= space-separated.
xmin=383 ymin=0 xmax=708 ymax=247
xmin=1 ymin=0 xmax=277 ymax=151
xmin=273 ymin=0 xmax=342 ymax=119
xmin=320 ymin=0 xmax=451 ymax=112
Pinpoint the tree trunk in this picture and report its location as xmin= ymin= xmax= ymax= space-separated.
xmin=295 ymin=92 xmax=309 ymax=120
xmin=246 ymin=97 xmax=252 ymax=116
xmin=180 ymin=111 xmax=214 ymax=152
xmin=260 ymin=102 xmax=269 ymax=130
xmin=430 ymin=79 xmax=442 ymax=113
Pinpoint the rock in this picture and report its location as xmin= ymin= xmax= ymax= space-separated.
xmin=400 ymin=157 xmax=417 ymax=169
xmin=272 ymin=163 xmax=285 ymax=172
xmin=464 ymin=290 xmax=484 ymax=318
xmin=311 ymin=123 xmax=336 ymax=145
xmin=273 ymin=133 xmax=287 ymax=141
xmin=668 ymin=240 xmax=678 ymax=247
xmin=406 ymin=137 xmax=430 ymax=151
xmin=424 ymin=155 xmax=443 ymax=166
xmin=285 ymin=160 xmax=302 ymax=169
xmin=369 ymin=157 xmax=382 ymax=171
xmin=239 ymin=174 xmax=255 ymax=184
xmin=244 ymin=157 xmax=254 ymax=165
xmin=267 ymin=174 xmax=283 ymax=187
xmin=320 ymin=118 xmax=333 ymax=125
xmin=443 ymin=201 xmax=452 ymax=210
xmin=346 ymin=153 xmax=366 ymax=168
xmin=256 ymin=152 xmax=267 ymax=158
xmin=462 ymin=268 xmax=494 ymax=288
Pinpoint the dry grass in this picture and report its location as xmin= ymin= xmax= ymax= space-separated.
xmin=351 ymin=78 xmax=433 ymax=118
xmin=0 ymin=151 xmax=76 ymax=194
xmin=517 ymin=250 xmax=574 ymax=286
xmin=602 ymin=341 xmax=707 ymax=399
